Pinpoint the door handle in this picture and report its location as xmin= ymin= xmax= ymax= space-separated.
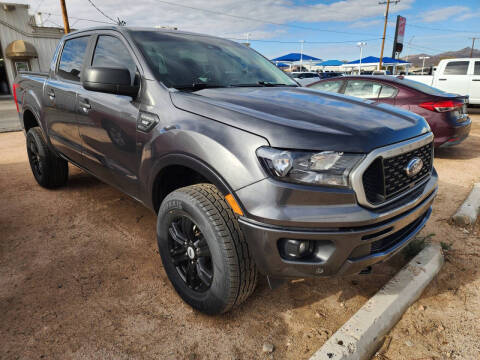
xmin=47 ymin=89 xmax=55 ymax=100
xmin=78 ymin=99 xmax=91 ymax=113
xmin=472 ymin=79 xmax=480 ymax=81
xmin=438 ymin=78 xmax=447 ymax=81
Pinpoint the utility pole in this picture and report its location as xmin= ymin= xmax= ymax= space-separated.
xmin=59 ymin=0 xmax=70 ymax=34
xmin=470 ymin=37 xmax=478 ymax=58
xmin=378 ymin=0 xmax=400 ymax=70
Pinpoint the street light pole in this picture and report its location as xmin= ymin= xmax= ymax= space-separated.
xmin=419 ymin=56 xmax=430 ymax=75
xmin=300 ymin=40 xmax=304 ymax=70
xmin=357 ymin=42 xmax=366 ymax=75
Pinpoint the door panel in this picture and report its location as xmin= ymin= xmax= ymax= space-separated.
xmin=43 ymin=36 xmax=90 ymax=163
xmin=77 ymin=34 xmax=140 ymax=197
xmin=435 ymin=60 xmax=469 ymax=95
xmin=469 ymin=61 xmax=480 ymax=104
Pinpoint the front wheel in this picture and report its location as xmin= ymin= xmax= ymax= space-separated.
xmin=157 ymin=184 xmax=257 ymax=315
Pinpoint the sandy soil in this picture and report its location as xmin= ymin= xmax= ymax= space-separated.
xmin=1 ymin=112 xmax=479 ymax=360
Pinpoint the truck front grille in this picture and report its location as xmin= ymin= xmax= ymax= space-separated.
xmin=362 ymin=142 xmax=433 ymax=205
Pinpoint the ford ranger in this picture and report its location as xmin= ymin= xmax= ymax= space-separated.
xmin=13 ymin=26 xmax=438 ymax=315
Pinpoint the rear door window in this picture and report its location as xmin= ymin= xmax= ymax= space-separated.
xmin=309 ymin=80 xmax=343 ymax=93
xmin=92 ymin=35 xmax=137 ymax=84
xmin=344 ymin=80 xmax=381 ymax=99
xmin=474 ymin=61 xmax=480 ymax=75
xmin=444 ymin=61 xmax=469 ymax=75
xmin=57 ymin=36 xmax=90 ymax=82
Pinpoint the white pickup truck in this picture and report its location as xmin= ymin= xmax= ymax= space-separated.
xmin=405 ymin=58 xmax=480 ymax=105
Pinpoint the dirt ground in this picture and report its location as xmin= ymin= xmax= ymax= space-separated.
xmin=1 ymin=111 xmax=479 ymax=360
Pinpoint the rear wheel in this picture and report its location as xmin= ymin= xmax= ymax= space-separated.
xmin=26 ymin=127 xmax=68 ymax=188
xmin=157 ymin=184 xmax=257 ymax=315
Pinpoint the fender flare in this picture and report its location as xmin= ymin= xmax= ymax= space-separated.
xmin=147 ymin=153 xmax=238 ymax=212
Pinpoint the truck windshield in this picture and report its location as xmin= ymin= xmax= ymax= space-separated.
xmin=130 ymin=30 xmax=297 ymax=90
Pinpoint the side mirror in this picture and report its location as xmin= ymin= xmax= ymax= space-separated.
xmin=82 ymin=67 xmax=139 ymax=97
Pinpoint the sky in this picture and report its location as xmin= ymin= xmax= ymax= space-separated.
xmin=14 ymin=0 xmax=480 ymax=61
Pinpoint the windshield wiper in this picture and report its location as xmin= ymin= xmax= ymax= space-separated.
xmin=258 ymin=81 xmax=298 ymax=87
xmin=174 ymin=83 xmax=226 ymax=91
xmin=229 ymin=81 xmax=297 ymax=88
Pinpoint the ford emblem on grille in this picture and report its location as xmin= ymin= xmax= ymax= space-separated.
xmin=405 ymin=157 xmax=423 ymax=177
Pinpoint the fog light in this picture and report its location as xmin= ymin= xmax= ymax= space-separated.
xmin=282 ymin=239 xmax=313 ymax=259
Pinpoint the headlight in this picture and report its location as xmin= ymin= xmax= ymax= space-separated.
xmin=256 ymin=147 xmax=364 ymax=187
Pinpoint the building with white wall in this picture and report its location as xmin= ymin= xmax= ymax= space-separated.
xmin=0 ymin=2 xmax=64 ymax=96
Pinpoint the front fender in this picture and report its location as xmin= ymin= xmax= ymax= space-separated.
xmin=138 ymin=120 xmax=269 ymax=210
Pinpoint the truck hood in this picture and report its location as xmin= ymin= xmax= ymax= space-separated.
xmin=170 ymin=87 xmax=430 ymax=153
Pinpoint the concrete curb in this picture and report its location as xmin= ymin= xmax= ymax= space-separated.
xmin=309 ymin=243 xmax=444 ymax=360
xmin=451 ymin=183 xmax=480 ymax=226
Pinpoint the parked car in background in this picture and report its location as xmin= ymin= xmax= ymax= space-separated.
xmin=318 ymin=72 xmax=343 ymax=79
xmin=405 ymin=58 xmax=480 ymax=105
xmin=308 ymin=75 xmax=471 ymax=147
xmin=289 ymin=71 xmax=321 ymax=86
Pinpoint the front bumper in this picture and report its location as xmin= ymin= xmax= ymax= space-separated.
xmin=237 ymin=173 xmax=437 ymax=279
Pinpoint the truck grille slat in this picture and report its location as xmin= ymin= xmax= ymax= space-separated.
xmin=362 ymin=142 xmax=433 ymax=205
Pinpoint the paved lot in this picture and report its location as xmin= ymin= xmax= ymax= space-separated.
xmin=0 ymin=100 xmax=21 ymax=132
xmin=0 ymin=111 xmax=479 ymax=359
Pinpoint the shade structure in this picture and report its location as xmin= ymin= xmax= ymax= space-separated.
xmin=271 ymin=53 xmax=321 ymax=62
xmin=316 ymin=60 xmax=344 ymax=66
xmin=274 ymin=62 xmax=289 ymax=67
xmin=5 ymin=40 xmax=38 ymax=59
xmin=346 ymin=56 xmax=408 ymax=65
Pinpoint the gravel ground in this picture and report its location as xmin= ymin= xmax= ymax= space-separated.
xmin=1 ymin=111 xmax=479 ymax=360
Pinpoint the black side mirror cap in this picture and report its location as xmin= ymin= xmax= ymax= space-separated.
xmin=82 ymin=67 xmax=139 ymax=97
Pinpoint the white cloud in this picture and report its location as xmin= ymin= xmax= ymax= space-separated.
xmin=349 ymin=20 xmax=382 ymax=28
xmin=420 ymin=6 xmax=468 ymax=23
xmin=15 ymin=0 xmax=414 ymax=40
xmin=457 ymin=10 xmax=480 ymax=21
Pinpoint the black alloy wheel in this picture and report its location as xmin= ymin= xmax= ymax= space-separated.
xmin=27 ymin=137 xmax=43 ymax=177
xmin=168 ymin=216 xmax=213 ymax=292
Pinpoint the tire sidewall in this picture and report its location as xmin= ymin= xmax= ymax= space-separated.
xmin=157 ymin=190 xmax=235 ymax=315
xmin=26 ymin=129 xmax=49 ymax=186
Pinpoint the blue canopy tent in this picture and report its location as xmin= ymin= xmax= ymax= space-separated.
xmin=342 ymin=56 xmax=410 ymax=74
xmin=271 ymin=53 xmax=321 ymax=71
xmin=316 ymin=60 xmax=344 ymax=66
xmin=271 ymin=53 xmax=321 ymax=62
xmin=346 ymin=56 xmax=408 ymax=65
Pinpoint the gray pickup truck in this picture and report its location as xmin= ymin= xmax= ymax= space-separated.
xmin=14 ymin=26 xmax=437 ymax=315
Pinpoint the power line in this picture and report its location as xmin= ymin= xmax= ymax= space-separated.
xmin=41 ymin=12 xmax=113 ymax=25
xmin=153 ymin=0 xmax=380 ymax=37
xmin=227 ymin=37 xmax=383 ymax=44
xmin=85 ymin=0 xmax=124 ymax=25
xmin=408 ymin=23 xmax=480 ymax=34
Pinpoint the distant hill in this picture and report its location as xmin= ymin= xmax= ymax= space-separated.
xmin=403 ymin=47 xmax=480 ymax=67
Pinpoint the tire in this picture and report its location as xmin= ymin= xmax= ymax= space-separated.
xmin=157 ymin=183 xmax=257 ymax=315
xmin=26 ymin=127 xmax=68 ymax=189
